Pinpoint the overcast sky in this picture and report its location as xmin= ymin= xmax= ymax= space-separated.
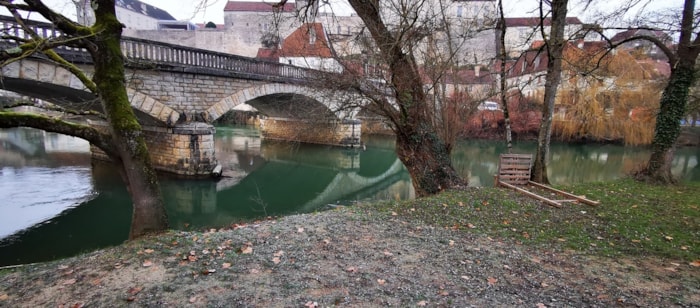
xmin=28 ymin=0 xmax=690 ymax=25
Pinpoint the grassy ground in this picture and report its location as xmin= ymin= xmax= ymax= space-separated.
xmin=374 ymin=179 xmax=700 ymax=262
xmin=0 ymin=179 xmax=698 ymax=306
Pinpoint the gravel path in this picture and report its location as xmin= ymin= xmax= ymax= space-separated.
xmin=1 ymin=206 xmax=698 ymax=307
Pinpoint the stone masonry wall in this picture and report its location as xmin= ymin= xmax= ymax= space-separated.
xmin=91 ymin=123 xmax=218 ymax=177
xmin=260 ymin=117 xmax=361 ymax=147
xmin=126 ymin=69 xmax=265 ymax=120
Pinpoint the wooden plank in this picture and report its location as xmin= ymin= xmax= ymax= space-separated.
xmin=499 ymin=181 xmax=562 ymax=208
xmin=497 ymin=153 xmax=533 ymax=186
xmin=527 ymin=181 xmax=600 ymax=206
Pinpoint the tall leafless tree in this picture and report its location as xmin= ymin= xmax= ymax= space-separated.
xmin=531 ymin=0 xmax=569 ymax=184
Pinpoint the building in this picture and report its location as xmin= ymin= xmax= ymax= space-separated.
xmin=278 ymin=23 xmax=342 ymax=72
xmin=115 ymin=0 xmax=177 ymax=30
xmin=497 ymin=17 xmax=585 ymax=58
xmin=611 ymin=29 xmax=673 ymax=61
xmin=76 ymin=0 xmax=179 ymax=30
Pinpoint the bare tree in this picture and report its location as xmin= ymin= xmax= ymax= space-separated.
xmin=343 ymin=0 xmax=480 ymax=195
xmin=0 ymin=0 xmax=168 ymax=238
xmin=530 ymin=0 xmax=569 ymax=184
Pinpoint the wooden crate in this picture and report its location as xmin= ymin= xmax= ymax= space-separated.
xmin=496 ymin=154 xmax=532 ymax=186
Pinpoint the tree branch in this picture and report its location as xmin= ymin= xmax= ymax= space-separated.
xmin=3 ymin=101 xmax=105 ymax=119
xmin=0 ymin=111 xmax=117 ymax=158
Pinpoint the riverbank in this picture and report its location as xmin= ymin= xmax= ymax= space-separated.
xmin=1 ymin=180 xmax=698 ymax=307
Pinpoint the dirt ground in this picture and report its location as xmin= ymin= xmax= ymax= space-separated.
xmin=1 ymin=205 xmax=698 ymax=307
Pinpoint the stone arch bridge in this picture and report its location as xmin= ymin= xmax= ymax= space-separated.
xmin=0 ymin=16 xmax=365 ymax=177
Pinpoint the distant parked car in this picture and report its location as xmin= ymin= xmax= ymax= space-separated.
xmin=478 ymin=101 xmax=501 ymax=111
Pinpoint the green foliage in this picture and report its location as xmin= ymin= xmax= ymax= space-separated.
xmin=373 ymin=179 xmax=699 ymax=261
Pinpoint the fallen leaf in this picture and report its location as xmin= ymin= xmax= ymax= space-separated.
xmin=272 ymin=257 xmax=281 ymax=264
xmin=202 ymin=269 xmax=216 ymax=275
xmin=448 ymin=240 xmax=455 ymax=246
xmin=536 ymin=303 xmax=547 ymax=308
xmin=222 ymin=263 xmax=232 ymax=269
xmin=439 ymin=291 xmax=449 ymax=296
xmin=58 ymin=265 xmax=69 ymax=270
xmin=250 ymin=268 xmax=260 ymax=274
xmin=680 ymin=246 xmax=688 ymax=250
xmin=689 ymin=260 xmax=700 ymax=267
xmin=189 ymin=296 xmax=197 ymax=303
xmin=0 ymin=294 xmax=8 ymax=301
xmin=417 ymin=300 xmax=428 ymax=306
xmin=377 ymin=279 xmax=386 ymax=285
xmin=241 ymin=246 xmax=253 ymax=254
xmin=297 ymin=227 xmax=305 ymax=233
xmin=188 ymin=255 xmax=197 ymax=262
xmin=541 ymin=282 xmax=549 ymax=287
xmin=460 ymin=275 xmax=470 ymax=280
xmin=346 ymin=266 xmax=357 ymax=273
xmin=63 ymin=279 xmax=77 ymax=285
xmin=304 ymin=301 xmax=318 ymax=308
xmin=273 ymin=250 xmax=285 ymax=257
xmin=142 ymin=260 xmax=153 ymax=267
xmin=467 ymin=223 xmax=476 ymax=229
xmin=128 ymin=286 xmax=143 ymax=295
xmin=143 ymin=249 xmax=154 ymax=254
xmin=664 ymin=236 xmax=674 ymax=241
xmin=391 ymin=211 xmax=398 ymax=216
xmin=383 ymin=251 xmax=393 ymax=257
xmin=487 ymin=277 xmax=498 ymax=286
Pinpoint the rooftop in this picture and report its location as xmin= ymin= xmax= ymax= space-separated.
xmin=116 ymin=0 xmax=175 ymax=20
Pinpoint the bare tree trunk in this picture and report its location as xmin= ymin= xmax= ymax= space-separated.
xmin=348 ymin=0 xmax=464 ymax=196
xmin=92 ymin=1 xmax=168 ymax=238
xmin=531 ymin=0 xmax=568 ymax=184
xmin=497 ymin=0 xmax=512 ymax=153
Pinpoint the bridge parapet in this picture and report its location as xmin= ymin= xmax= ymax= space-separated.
xmin=0 ymin=16 xmax=317 ymax=84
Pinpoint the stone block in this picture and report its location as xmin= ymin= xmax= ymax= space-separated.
xmin=19 ymin=60 xmax=38 ymax=80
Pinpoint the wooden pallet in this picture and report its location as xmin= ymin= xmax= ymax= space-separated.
xmin=495 ymin=154 xmax=600 ymax=208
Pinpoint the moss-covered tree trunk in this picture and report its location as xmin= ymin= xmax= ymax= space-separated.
xmin=348 ymin=0 xmax=464 ymax=196
xmin=636 ymin=0 xmax=699 ymax=184
xmin=91 ymin=0 xmax=168 ymax=238
xmin=531 ymin=0 xmax=568 ymax=184
xmin=640 ymin=61 xmax=695 ymax=183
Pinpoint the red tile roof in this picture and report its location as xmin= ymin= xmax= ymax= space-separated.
xmin=279 ymin=23 xmax=334 ymax=58
xmin=224 ymin=1 xmax=296 ymax=12
xmin=256 ymin=48 xmax=280 ymax=62
xmin=505 ymin=17 xmax=582 ymax=27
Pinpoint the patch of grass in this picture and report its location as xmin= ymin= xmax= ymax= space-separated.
xmin=372 ymin=179 xmax=699 ymax=261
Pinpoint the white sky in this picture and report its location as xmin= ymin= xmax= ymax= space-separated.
xmin=17 ymin=0 xmax=691 ymax=25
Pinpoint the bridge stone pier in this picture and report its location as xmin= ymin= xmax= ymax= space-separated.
xmin=87 ymin=122 xmax=217 ymax=177
xmin=0 ymin=16 xmax=365 ymax=178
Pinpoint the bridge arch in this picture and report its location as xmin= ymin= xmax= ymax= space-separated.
xmin=125 ymin=89 xmax=180 ymax=126
xmin=0 ymin=58 xmax=180 ymax=126
xmin=205 ymin=83 xmax=358 ymax=122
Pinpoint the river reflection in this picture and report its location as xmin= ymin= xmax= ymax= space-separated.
xmin=0 ymin=126 xmax=698 ymax=265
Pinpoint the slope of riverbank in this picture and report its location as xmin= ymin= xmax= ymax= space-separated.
xmin=1 ymin=181 xmax=698 ymax=307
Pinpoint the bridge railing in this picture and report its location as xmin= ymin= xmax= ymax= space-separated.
xmin=0 ymin=15 xmax=314 ymax=83
xmin=120 ymin=37 xmax=312 ymax=82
